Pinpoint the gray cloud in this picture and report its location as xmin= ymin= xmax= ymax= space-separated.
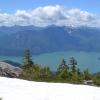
xmin=0 ymin=5 xmax=99 ymax=27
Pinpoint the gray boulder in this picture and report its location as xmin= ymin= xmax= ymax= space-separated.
xmin=0 ymin=62 xmax=22 ymax=78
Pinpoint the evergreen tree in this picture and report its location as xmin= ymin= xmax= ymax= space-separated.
xmin=83 ymin=69 xmax=92 ymax=80
xmin=57 ymin=59 xmax=69 ymax=80
xmin=23 ymin=49 xmax=34 ymax=68
xmin=40 ymin=67 xmax=52 ymax=81
xmin=93 ymin=72 xmax=100 ymax=86
xmin=68 ymin=57 xmax=78 ymax=82
xmin=19 ymin=49 xmax=35 ymax=80
xmin=58 ymin=59 xmax=69 ymax=70
xmin=77 ymin=68 xmax=84 ymax=82
xmin=69 ymin=57 xmax=77 ymax=73
xmin=77 ymin=68 xmax=81 ymax=76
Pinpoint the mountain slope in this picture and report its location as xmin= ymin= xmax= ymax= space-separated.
xmin=0 ymin=26 xmax=100 ymax=55
xmin=0 ymin=77 xmax=100 ymax=100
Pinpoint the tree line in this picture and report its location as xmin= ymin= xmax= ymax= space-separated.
xmin=19 ymin=50 xmax=100 ymax=86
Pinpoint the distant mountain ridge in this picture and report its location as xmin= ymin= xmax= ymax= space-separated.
xmin=0 ymin=25 xmax=100 ymax=56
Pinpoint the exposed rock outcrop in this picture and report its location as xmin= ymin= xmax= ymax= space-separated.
xmin=0 ymin=62 xmax=22 ymax=78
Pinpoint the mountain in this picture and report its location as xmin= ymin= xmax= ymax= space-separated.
xmin=0 ymin=25 xmax=100 ymax=56
xmin=0 ymin=77 xmax=100 ymax=100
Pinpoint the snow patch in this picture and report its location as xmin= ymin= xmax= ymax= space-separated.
xmin=0 ymin=77 xmax=100 ymax=100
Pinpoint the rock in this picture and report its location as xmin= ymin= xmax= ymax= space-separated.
xmin=0 ymin=62 xmax=22 ymax=78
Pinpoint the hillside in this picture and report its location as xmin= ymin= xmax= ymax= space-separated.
xmin=0 ymin=26 xmax=100 ymax=55
xmin=0 ymin=77 xmax=100 ymax=100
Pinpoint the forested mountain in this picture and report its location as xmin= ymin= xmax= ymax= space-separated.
xmin=0 ymin=25 xmax=100 ymax=56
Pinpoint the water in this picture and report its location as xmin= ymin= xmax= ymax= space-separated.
xmin=0 ymin=51 xmax=100 ymax=72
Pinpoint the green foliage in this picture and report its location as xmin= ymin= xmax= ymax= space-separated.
xmin=19 ymin=50 xmax=99 ymax=86
xmin=57 ymin=67 xmax=68 ymax=80
xmin=20 ymin=55 xmax=93 ymax=83
xmin=93 ymin=72 xmax=100 ymax=86
xmin=69 ymin=57 xmax=77 ymax=73
xmin=20 ymin=64 xmax=40 ymax=80
xmin=56 ymin=58 xmax=85 ymax=83
xmin=20 ymin=63 xmax=52 ymax=81
xmin=22 ymin=49 xmax=33 ymax=68
xmin=57 ymin=59 xmax=69 ymax=81
xmin=83 ymin=69 xmax=92 ymax=80
xmin=77 ymin=68 xmax=84 ymax=82
xmin=20 ymin=50 xmax=39 ymax=80
xmin=68 ymin=57 xmax=79 ymax=83
xmin=40 ymin=67 xmax=52 ymax=81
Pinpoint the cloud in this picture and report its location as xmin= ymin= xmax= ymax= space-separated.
xmin=0 ymin=5 xmax=99 ymax=27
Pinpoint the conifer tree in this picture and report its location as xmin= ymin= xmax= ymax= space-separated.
xmin=23 ymin=49 xmax=34 ymax=68
xmin=40 ymin=67 xmax=52 ymax=81
xmin=83 ymin=69 xmax=92 ymax=80
xmin=69 ymin=57 xmax=77 ymax=73
xmin=68 ymin=57 xmax=78 ymax=82
xmin=57 ymin=59 xmax=69 ymax=80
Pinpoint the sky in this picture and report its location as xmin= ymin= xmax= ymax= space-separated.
xmin=0 ymin=0 xmax=100 ymax=27
xmin=0 ymin=0 xmax=99 ymax=13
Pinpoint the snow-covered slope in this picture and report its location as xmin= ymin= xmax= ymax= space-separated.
xmin=0 ymin=77 xmax=100 ymax=100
